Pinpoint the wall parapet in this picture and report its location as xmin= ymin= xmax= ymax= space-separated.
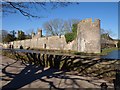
xmin=3 ymin=18 xmax=101 ymax=53
xmin=7 ymin=35 xmax=67 ymax=50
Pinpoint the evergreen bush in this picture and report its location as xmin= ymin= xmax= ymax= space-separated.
xmin=65 ymin=24 xmax=77 ymax=43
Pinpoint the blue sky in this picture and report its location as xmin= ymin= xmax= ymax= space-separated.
xmin=2 ymin=2 xmax=118 ymax=39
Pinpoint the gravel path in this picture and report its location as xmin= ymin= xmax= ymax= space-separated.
xmin=1 ymin=54 xmax=114 ymax=89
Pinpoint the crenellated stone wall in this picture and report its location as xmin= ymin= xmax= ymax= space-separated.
xmin=32 ymin=29 xmax=42 ymax=39
xmin=5 ymin=18 xmax=101 ymax=53
xmin=76 ymin=18 xmax=101 ymax=53
xmin=10 ymin=35 xmax=67 ymax=50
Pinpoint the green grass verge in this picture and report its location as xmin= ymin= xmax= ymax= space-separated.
xmin=100 ymin=47 xmax=119 ymax=55
xmin=30 ymin=48 xmax=76 ymax=55
xmin=26 ymin=47 xmax=120 ymax=56
xmin=74 ymin=47 xmax=120 ymax=56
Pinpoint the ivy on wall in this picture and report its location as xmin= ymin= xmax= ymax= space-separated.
xmin=65 ymin=24 xmax=77 ymax=43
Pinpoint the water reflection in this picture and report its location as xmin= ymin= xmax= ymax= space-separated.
xmin=101 ymin=50 xmax=120 ymax=59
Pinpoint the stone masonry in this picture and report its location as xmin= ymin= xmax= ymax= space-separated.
xmin=7 ymin=18 xmax=101 ymax=53
xmin=76 ymin=18 xmax=101 ymax=53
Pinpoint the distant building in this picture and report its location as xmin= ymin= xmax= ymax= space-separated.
xmin=101 ymin=34 xmax=118 ymax=48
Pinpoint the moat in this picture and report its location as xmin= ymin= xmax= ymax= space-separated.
xmin=101 ymin=50 xmax=120 ymax=59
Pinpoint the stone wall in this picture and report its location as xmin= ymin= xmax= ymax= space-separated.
xmin=10 ymin=35 xmax=68 ymax=50
xmin=32 ymin=29 xmax=42 ymax=39
xmin=5 ymin=18 xmax=101 ymax=53
xmin=76 ymin=18 xmax=101 ymax=53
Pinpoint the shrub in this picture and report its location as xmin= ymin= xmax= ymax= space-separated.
xmin=65 ymin=33 xmax=74 ymax=43
xmin=65 ymin=24 xmax=77 ymax=43
xmin=72 ymin=24 xmax=77 ymax=33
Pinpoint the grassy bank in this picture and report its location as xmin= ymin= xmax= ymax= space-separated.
xmin=30 ymin=48 xmax=101 ymax=56
xmin=2 ymin=47 xmax=119 ymax=57
xmin=30 ymin=48 xmax=76 ymax=55
xmin=100 ymin=47 xmax=119 ymax=55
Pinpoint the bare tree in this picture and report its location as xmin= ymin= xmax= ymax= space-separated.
xmin=64 ymin=19 xmax=80 ymax=33
xmin=1 ymin=1 xmax=77 ymax=18
xmin=43 ymin=18 xmax=80 ymax=36
xmin=101 ymin=29 xmax=116 ymax=39
xmin=44 ymin=19 xmax=65 ymax=36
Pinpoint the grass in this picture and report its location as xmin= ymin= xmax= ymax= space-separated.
xmin=2 ymin=50 xmax=17 ymax=59
xmin=2 ymin=47 xmax=119 ymax=58
xmin=30 ymin=48 xmax=102 ymax=56
xmin=30 ymin=48 xmax=77 ymax=55
xmin=74 ymin=47 xmax=120 ymax=56
xmin=100 ymin=47 xmax=119 ymax=55
xmin=74 ymin=52 xmax=97 ymax=56
xmin=29 ymin=47 xmax=119 ymax=56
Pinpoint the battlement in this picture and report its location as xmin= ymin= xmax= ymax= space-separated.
xmin=78 ymin=18 xmax=100 ymax=32
xmin=80 ymin=18 xmax=92 ymax=23
xmin=5 ymin=18 xmax=101 ymax=53
xmin=77 ymin=18 xmax=101 ymax=53
xmin=37 ymin=28 xmax=42 ymax=36
xmin=80 ymin=18 xmax=100 ymax=25
xmin=32 ymin=28 xmax=42 ymax=39
xmin=80 ymin=18 xmax=100 ymax=24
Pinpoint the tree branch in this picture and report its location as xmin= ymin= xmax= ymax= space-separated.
xmin=7 ymin=2 xmax=40 ymax=18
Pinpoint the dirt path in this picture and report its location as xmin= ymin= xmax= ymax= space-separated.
xmin=1 ymin=55 xmax=114 ymax=89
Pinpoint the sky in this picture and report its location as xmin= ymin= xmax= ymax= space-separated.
xmin=2 ymin=2 xmax=119 ymax=39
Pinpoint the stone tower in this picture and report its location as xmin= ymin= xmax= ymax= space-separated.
xmin=37 ymin=29 xmax=42 ymax=37
xmin=77 ymin=18 xmax=101 ymax=53
xmin=31 ymin=32 xmax=35 ymax=38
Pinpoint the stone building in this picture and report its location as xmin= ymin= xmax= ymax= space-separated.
xmin=7 ymin=18 xmax=101 ymax=53
xmin=76 ymin=18 xmax=101 ymax=53
xmin=32 ymin=29 xmax=42 ymax=39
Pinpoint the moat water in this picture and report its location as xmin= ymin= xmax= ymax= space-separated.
xmin=2 ymin=47 xmax=120 ymax=59
xmin=101 ymin=50 xmax=120 ymax=59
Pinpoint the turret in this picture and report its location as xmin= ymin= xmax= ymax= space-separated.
xmin=77 ymin=18 xmax=101 ymax=53
xmin=37 ymin=28 xmax=42 ymax=37
xmin=31 ymin=32 xmax=35 ymax=38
